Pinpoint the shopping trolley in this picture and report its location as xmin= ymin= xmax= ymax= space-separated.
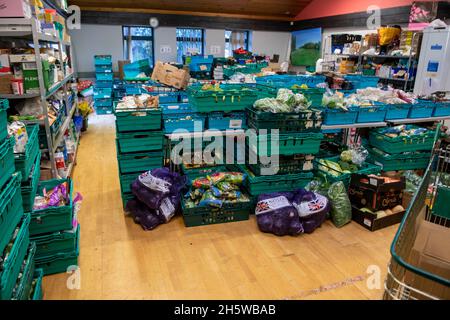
xmin=383 ymin=143 xmax=450 ymax=300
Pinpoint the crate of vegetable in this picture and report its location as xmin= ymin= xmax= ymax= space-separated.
xmin=247 ymin=152 xmax=315 ymax=176
xmin=182 ymin=171 xmax=252 ymax=227
xmin=238 ymin=164 xmax=313 ymax=196
xmin=367 ymin=147 xmax=431 ymax=171
xmin=315 ymin=152 xmax=381 ymax=188
xmin=114 ymin=96 xmax=161 ymax=132
xmin=161 ymin=103 xmax=206 ymax=133
xmin=248 ymin=88 xmax=322 ymax=132
xmin=188 ymin=83 xmax=258 ymax=113
xmin=369 ymin=125 xmax=436 ymax=154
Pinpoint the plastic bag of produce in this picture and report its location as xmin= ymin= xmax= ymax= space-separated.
xmin=292 ymin=189 xmax=330 ymax=234
xmin=126 ymin=198 xmax=164 ymax=230
xmin=255 ymin=193 xmax=303 ymax=236
xmin=8 ymin=121 xmax=28 ymax=153
xmin=132 ymin=168 xmax=187 ymax=210
xmin=276 ymin=88 xmax=296 ymax=107
xmin=327 ymin=181 xmax=352 ymax=228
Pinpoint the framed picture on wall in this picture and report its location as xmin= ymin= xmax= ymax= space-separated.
xmin=290 ymin=28 xmax=322 ymax=68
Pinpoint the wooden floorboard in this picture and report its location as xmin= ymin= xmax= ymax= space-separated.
xmin=41 ymin=114 xmax=397 ymax=300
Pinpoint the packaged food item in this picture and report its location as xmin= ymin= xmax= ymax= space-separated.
xmin=198 ymin=190 xmax=223 ymax=208
xmin=8 ymin=121 xmax=28 ymax=153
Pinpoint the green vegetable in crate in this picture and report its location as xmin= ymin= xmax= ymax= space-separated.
xmin=338 ymin=160 xmax=358 ymax=173
xmin=327 ymin=181 xmax=352 ymax=228
xmin=322 ymin=92 xmax=348 ymax=110
xmin=340 ymin=150 xmax=353 ymax=163
xmin=318 ymin=159 xmax=344 ymax=177
xmin=276 ymin=88 xmax=297 ymax=107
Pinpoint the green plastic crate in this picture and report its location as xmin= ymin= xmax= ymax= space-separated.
xmin=0 ymin=173 xmax=23 ymax=256
xmin=247 ymin=152 xmax=315 ymax=176
xmin=369 ymin=126 xmax=436 ymax=154
xmin=315 ymin=156 xmax=382 ymax=188
xmin=117 ymin=150 xmax=164 ymax=174
xmin=181 ymin=195 xmax=251 ymax=227
xmin=32 ymin=224 xmax=79 ymax=259
xmin=14 ymin=125 xmax=39 ymax=182
xmin=116 ymin=131 xmax=163 ymax=154
xmin=114 ymin=103 xmax=162 ymax=132
xmin=239 ymin=164 xmax=313 ymax=196
xmin=180 ymin=163 xmax=227 ymax=180
xmin=368 ymin=147 xmax=431 ymax=171
xmin=30 ymin=178 xmax=73 ymax=236
xmin=247 ymin=132 xmax=323 ymax=156
xmin=0 ymin=99 xmax=9 ymax=142
xmin=188 ymin=84 xmax=258 ymax=113
xmin=432 ymin=186 xmax=450 ymax=220
xmin=0 ymin=136 xmax=15 ymax=192
xmin=121 ymin=192 xmax=134 ymax=209
xmin=11 ymin=242 xmax=36 ymax=300
xmin=21 ymin=152 xmax=41 ymax=213
xmin=35 ymin=228 xmax=79 ymax=276
xmin=30 ymin=269 xmax=43 ymax=300
xmin=246 ymin=107 xmax=323 ymax=133
xmin=0 ymin=214 xmax=30 ymax=300
xmin=119 ymin=172 xmax=142 ymax=194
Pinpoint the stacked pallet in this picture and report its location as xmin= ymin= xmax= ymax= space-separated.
xmin=0 ymin=99 xmax=43 ymax=300
xmin=93 ymin=55 xmax=114 ymax=115
xmin=114 ymin=101 xmax=164 ymax=208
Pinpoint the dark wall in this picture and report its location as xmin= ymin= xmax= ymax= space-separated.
xmin=80 ymin=10 xmax=293 ymax=32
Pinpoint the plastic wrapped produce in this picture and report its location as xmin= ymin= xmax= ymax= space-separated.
xmin=292 ymin=189 xmax=330 ymax=234
xmin=327 ymin=182 xmax=352 ymax=228
xmin=276 ymin=88 xmax=296 ymax=107
xmin=126 ymin=199 xmax=164 ymax=231
xmin=131 ymin=168 xmax=187 ymax=210
xmin=8 ymin=121 xmax=28 ymax=153
xmin=255 ymin=193 xmax=303 ymax=236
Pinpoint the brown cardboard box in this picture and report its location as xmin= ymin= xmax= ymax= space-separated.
xmin=118 ymin=60 xmax=130 ymax=80
xmin=0 ymin=73 xmax=13 ymax=94
xmin=404 ymin=220 xmax=450 ymax=299
xmin=151 ymin=61 xmax=190 ymax=89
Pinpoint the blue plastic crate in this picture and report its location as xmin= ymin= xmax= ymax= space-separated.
xmin=189 ymin=55 xmax=214 ymax=72
xmin=153 ymin=92 xmax=179 ymax=104
xmin=208 ymin=112 xmax=247 ymax=130
xmin=95 ymin=80 xmax=113 ymax=88
xmin=96 ymin=73 xmax=113 ymax=81
xmin=94 ymin=87 xmax=112 ymax=99
xmin=125 ymin=86 xmax=143 ymax=95
xmin=95 ymin=65 xmax=113 ymax=73
xmin=344 ymin=75 xmax=379 ymax=89
xmin=123 ymin=59 xmax=152 ymax=79
xmin=96 ymin=106 xmax=113 ymax=115
xmin=163 ymin=114 xmax=207 ymax=133
xmin=356 ymin=105 xmax=387 ymax=123
xmin=94 ymin=55 xmax=112 ymax=66
xmin=409 ymin=100 xmax=434 ymax=118
xmin=161 ymin=103 xmax=192 ymax=115
xmin=385 ymin=103 xmax=411 ymax=120
xmin=322 ymin=107 xmax=358 ymax=125
xmin=432 ymin=101 xmax=450 ymax=117
xmin=94 ymin=98 xmax=112 ymax=107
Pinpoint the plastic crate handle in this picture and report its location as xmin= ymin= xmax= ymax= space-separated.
xmin=134 ymin=155 xmax=150 ymax=160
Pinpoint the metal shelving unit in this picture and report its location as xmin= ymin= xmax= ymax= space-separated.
xmin=0 ymin=17 xmax=77 ymax=178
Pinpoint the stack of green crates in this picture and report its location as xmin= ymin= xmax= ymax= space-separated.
xmin=29 ymin=178 xmax=79 ymax=277
xmin=94 ymin=55 xmax=114 ymax=115
xmin=243 ymin=106 xmax=324 ymax=202
xmin=367 ymin=126 xmax=435 ymax=171
xmin=1 ymin=99 xmax=42 ymax=300
xmin=114 ymin=101 xmax=164 ymax=208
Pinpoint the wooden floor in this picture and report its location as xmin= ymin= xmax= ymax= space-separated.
xmin=42 ymin=114 xmax=398 ymax=300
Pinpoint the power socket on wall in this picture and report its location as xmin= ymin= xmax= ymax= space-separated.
xmin=160 ymin=45 xmax=172 ymax=53
xmin=210 ymin=45 xmax=221 ymax=55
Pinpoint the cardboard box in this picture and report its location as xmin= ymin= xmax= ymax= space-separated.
xmin=0 ymin=54 xmax=11 ymax=73
xmin=22 ymin=67 xmax=39 ymax=94
xmin=352 ymin=206 xmax=405 ymax=231
xmin=404 ymin=220 xmax=450 ymax=299
xmin=348 ymin=174 xmax=406 ymax=211
xmin=151 ymin=61 xmax=190 ymax=89
xmin=0 ymin=73 xmax=13 ymax=94
xmin=118 ymin=60 xmax=130 ymax=80
xmin=0 ymin=0 xmax=32 ymax=18
xmin=9 ymin=54 xmax=36 ymax=63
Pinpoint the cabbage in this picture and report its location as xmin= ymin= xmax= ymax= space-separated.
xmin=276 ymin=88 xmax=296 ymax=107
xmin=327 ymin=182 xmax=352 ymax=228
